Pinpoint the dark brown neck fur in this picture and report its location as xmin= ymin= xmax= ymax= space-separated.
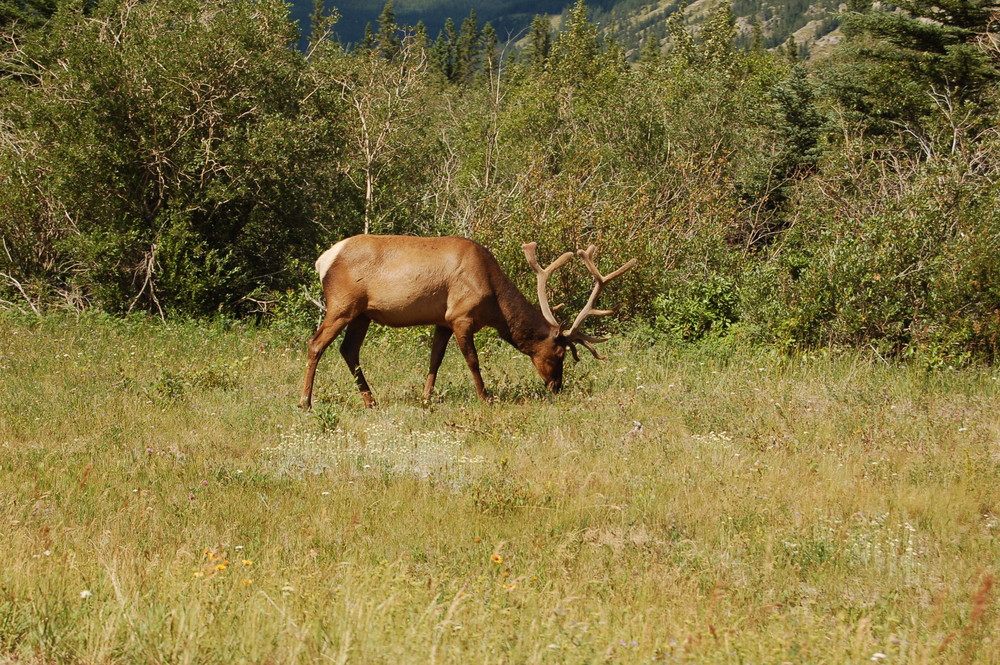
xmin=485 ymin=260 xmax=553 ymax=355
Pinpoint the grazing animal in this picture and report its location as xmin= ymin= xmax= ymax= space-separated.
xmin=299 ymin=235 xmax=636 ymax=408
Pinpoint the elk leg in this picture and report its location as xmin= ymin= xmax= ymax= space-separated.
xmin=340 ymin=315 xmax=376 ymax=408
xmin=452 ymin=324 xmax=489 ymax=402
xmin=422 ymin=325 xmax=453 ymax=401
xmin=300 ymin=313 xmax=352 ymax=410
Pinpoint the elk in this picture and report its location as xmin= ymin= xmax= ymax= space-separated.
xmin=299 ymin=235 xmax=636 ymax=408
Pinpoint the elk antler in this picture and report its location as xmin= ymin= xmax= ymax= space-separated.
xmin=565 ymin=245 xmax=637 ymax=360
xmin=522 ymin=242 xmax=574 ymax=327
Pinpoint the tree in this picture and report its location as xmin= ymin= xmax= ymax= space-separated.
xmin=784 ymin=36 xmax=798 ymax=61
xmin=825 ymin=0 xmax=999 ymax=129
xmin=700 ymin=1 xmax=737 ymax=68
xmin=375 ymin=1 xmax=400 ymax=61
xmin=433 ymin=17 xmax=458 ymax=80
xmin=773 ymin=64 xmax=823 ymax=175
xmin=0 ymin=0 xmax=347 ymax=315
xmin=429 ymin=30 xmax=450 ymax=79
xmin=360 ymin=22 xmax=375 ymax=50
xmin=480 ymin=22 xmax=499 ymax=81
xmin=639 ymin=32 xmax=662 ymax=65
xmin=750 ymin=16 xmax=765 ymax=53
xmin=551 ymin=0 xmax=601 ymax=86
xmin=412 ymin=20 xmax=428 ymax=54
xmin=525 ymin=14 xmax=552 ymax=71
xmin=454 ymin=9 xmax=479 ymax=85
xmin=331 ymin=40 xmax=430 ymax=234
xmin=1 ymin=0 xmax=54 ymax=29
xmin=666 ymin=3 xmax=695 ymax=67
xmin=306 ymin=0 xmax=340 ymax=60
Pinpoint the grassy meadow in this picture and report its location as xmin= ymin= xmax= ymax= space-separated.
xmin=0 ymin=313 xmax=998 ymax=664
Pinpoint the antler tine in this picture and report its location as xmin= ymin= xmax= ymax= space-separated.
xmin=566 ymin=245 xmax=638 ymax=346
xmin=522 ymin=242 xmax=574 ymax=328
xmin=577 ymin=245 xmax=639 ymax=286
xmin=568 ymin=331 xmax=611 ymax=361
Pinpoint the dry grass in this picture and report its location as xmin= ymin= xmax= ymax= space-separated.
xmin=1 ymin=313 xmax=998 ymax=663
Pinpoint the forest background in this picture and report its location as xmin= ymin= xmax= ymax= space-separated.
xmin=1 ymin=0 xmax=998 ymax=364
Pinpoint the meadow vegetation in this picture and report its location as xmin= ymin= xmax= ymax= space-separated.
xmin=2 ymin=0 xmax=999 ymax=660
xmin=1 ymin=313 xmax=998 ymax=663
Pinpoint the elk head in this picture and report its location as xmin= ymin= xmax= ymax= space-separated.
xmin=522 ymin=242 xmax=637 ymax=393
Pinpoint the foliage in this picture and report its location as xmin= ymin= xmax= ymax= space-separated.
xmin=1 ymin=0 xmax=999 ymax=364
xmin=743 ymin=125 xmax=1000 ymax=362
xmin=822 ymin=0 xmax=999 ymax=132
xmin=0 ymin=0 xmax=350 ymax=315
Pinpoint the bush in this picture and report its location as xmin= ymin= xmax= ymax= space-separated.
xmin=743 ymin=140 xmax=1000 ymax=362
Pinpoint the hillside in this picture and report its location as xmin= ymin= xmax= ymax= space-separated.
xmin=292 ymin=0 xmax=843 ymax=56
xmin=591 ymin=0 xmax=843 ymax=56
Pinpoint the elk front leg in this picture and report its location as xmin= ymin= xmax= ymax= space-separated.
xmin=452 ymin=322 xmax=489 ymax=402
xmin=340 ymin=315 xmax=376 ymax=408
xmin=423 ymin=325 xmax=453 ymax=401
xmin=300 ymin=314 xmax=352 ymax=410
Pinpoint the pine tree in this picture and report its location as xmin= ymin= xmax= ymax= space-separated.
xmin=376 ymin=0 xmax=400 ymax=61
xmin=829 ymin=0 xmax=999 ymax=128
xmin=412 ymin=20 xmax=429 ymax=57
xmin=307 ymin=0 xmax=340 ymax=57
xmin=454 ymin=9 xmax=480 ymax=85
xmin=526 ymin=14 xmax=552 ymax=72
xmin=0 ymin=0 xmax=57 ymax=30
xmin=639 ymin=32 xmax=662 ymax=65
xmin=429 ymin=31 xmax=451 ymax=79
xmin=784 ymin=36 xmax=798 ymax=61
xmin=443 ymin=17 xmax=458 ymax=81
xmin=773 ymin=63 xmax=823 ymax=173
xmin=750 ymin=16 xmax=764 ymax=53
xmin=480 ymin=22 xmax=499 ymax=80
xmin=360 ymin=22 xmax=376 ymax=51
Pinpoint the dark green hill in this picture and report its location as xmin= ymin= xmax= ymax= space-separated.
xmin=291 ymin=0 xmax=841 ymax=56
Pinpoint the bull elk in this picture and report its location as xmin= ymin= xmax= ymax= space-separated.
xmin=299 ymin=235 xmax=636 ymax=408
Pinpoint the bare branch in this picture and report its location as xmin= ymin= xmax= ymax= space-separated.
xmin=0 ymin=272 xmax=42 ymax=316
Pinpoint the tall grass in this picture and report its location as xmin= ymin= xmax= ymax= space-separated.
xmin=1 ymin=313 xmax=997 ymax=663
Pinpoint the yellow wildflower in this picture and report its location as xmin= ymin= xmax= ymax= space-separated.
xmin=241 ymin=579 xmax=253 ymax=586
xmin=491 ymin=553 xmax=503 ymax=564
xmin=241 ymin=559 xmax=253 ymax=566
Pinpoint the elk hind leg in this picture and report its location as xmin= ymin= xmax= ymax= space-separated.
xmin=340 ymin=315 xmax=376 ymax=408
xmin=300 ymin=313 xmax=352 ymax=410
xmin=422 ymin=325 xmax=453 ymax=401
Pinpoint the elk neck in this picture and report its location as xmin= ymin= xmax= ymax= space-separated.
xmin=486 ymin=262 xmax=556 ymax=355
